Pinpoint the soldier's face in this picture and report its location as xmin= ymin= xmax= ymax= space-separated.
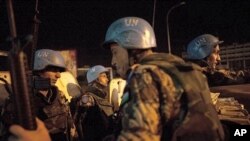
xmin=97 ymin=72 xmax=109 ymax=87
xmin=207 ymin=45 xmax=221 ymax=70
xmin=39 ymin=67 xmax=61 ymax=86
xmin=110 ymin=43 xmax=129 ymax=78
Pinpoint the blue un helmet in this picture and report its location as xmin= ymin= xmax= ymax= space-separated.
xmin=103 ymin=17 xmax=156 ymax=49
xmin=33 ymin=49 xmax=66 ymax=71
xmin=87 ymin=65 xmax=108 ymax=83
xmin=187 ymin=34 xmax=223 ymax=60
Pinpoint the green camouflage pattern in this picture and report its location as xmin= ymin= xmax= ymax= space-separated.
xmin=118 ymin=64 xmax=175 ymax=141
xmin=118 ymin=53 xmax=225 ymax=141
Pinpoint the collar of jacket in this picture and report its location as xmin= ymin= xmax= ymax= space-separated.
xmin=86 ymin=83 xmax=108 ymax=98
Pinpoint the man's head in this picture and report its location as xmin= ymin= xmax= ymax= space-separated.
xmin=33 ymin=49 xmax=66 ymax=86
xmin=187 ymin=34 xmax=223 ymax=70
xmin=103 ymin=17 xmax=156 ymax=78
xmin=87 ymin=65 xmax=109 ymax=87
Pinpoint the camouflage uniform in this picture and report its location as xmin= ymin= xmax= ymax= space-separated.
xmin=102 ymin=17 xmax=224 ymax=141
xmin=118 ymin=53 xmax=225 ymax=141
xmin=33 ymin=86 xmax=75 ymax=141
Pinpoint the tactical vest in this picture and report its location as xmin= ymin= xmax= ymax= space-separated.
xmin=86 ymin=86 xmax=114 ymax=117
xmin=137 ymin=53 xmax=225 ymax=141
xmin=33 ymin=87 xmax=72 ymax=134
xmin=76 ymin=86 xmax=114 ymax=141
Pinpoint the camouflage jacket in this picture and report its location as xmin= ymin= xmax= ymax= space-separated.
xmin=118 ymin=53 xmax=224 ymax=141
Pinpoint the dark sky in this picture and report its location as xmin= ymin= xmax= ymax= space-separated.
xmin=1 ymin=0 xmax=250 ymax=67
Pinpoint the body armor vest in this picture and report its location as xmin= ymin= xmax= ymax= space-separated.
xmin=86 ymin=86 xmax=113 ymax=116
xmin=34 ymin=87 xmax=71 ymax=134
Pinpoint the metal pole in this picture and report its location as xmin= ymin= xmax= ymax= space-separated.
xmin=29 ymin=0 xmax=40 ymax=70
xmin=166 ymin=1 xmax=185 ymax=54
xmin=6 ymin=0 xmax=17 ymax=38
xmin=152 ymin=0 xmax=157 ymax=29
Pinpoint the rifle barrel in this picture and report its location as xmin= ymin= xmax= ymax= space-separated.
xmin=6 ymin=0 xmax=17 ymax=38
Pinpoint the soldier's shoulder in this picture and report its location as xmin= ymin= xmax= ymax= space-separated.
xmin=130 ymin=64 xmax=173 ymax=85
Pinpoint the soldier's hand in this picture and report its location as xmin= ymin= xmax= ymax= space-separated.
xmin=8 ymin=118 xmax=51 ymax=141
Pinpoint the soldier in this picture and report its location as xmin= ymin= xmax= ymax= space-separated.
xmin=74 ymin=65 xmax=114 ymax=141
xmin=32 ymin=49 xmax=77 ymax=141
xmin=186 ymin=34 xmax=245 ymax=86
xmin=102 ymin=17 xmax=225 ymax=141
xmin=186 ymin=34 xmax=250 ymax=138
xmin=1 ymin=49 xmax=77 ymax=141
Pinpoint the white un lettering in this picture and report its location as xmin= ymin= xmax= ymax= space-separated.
xmin=125 ymin=18 xmax=138 ymax=27
xmin=195 ymin=37 xmax=207 ymax=47
xmin=38 ymin=51 xmax=49 ymax=58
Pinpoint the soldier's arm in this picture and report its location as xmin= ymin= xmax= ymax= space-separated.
xmin=117 ymin=67 xmax=176 ymax=141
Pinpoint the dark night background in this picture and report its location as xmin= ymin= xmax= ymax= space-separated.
xmin=1 ymin=0 xmax=250 ymax=67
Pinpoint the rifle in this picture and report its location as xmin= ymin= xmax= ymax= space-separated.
xmin=28 ymin=0 xmax=40 ymax=70
xmin=6 ymin=0 xmax=37 ymax=130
